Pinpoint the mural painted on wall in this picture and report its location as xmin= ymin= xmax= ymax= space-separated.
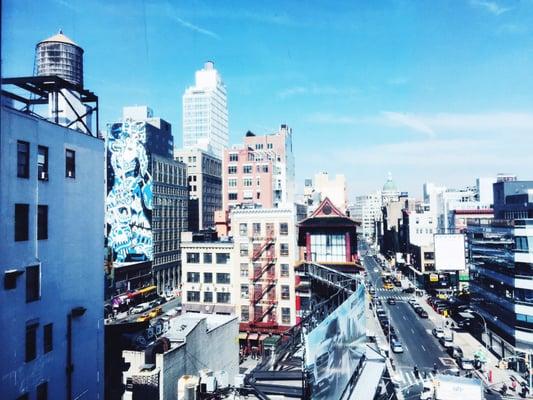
xmin=106 ymin=119 xmax=153 ymax=262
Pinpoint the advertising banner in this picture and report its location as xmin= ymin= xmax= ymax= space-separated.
xmin=434 ymin=233 xmax=466 ymax=271
xmin=305 ymin=284 xmax=366 ymax=399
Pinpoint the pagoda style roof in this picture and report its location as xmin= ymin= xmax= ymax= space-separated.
xmin=299 ymin=197 xmax=360 ymax=228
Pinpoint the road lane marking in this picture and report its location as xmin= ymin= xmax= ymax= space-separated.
xmin=421 ymin=345 xmax=426 ymax=352
xmin=411 ymin=328 xmax=415 ymax=334
xmin=403 ymin=315 xmax=407 ymax=320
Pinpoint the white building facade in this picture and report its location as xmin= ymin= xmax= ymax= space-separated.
xmin=0 ymin=105 xmax=104 ymax=399
xmin=182 ymin=61 xmax=228 ymax=158
xmin=352 ymin=191 xmax=382 ymax=240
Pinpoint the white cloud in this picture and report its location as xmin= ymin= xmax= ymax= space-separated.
xmin=470 ymin=0 xmax=512 ymax=15
xmin=278 ymin=85 xmax=358 ymax=98
xmin=381 ymin=111 xmax=435 ymax=136
xmin=168 ymin=15 xmax=220 ymax=39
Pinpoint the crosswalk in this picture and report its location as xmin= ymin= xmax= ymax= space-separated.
xmin=372 ymin=289 xmax=412 ymax=301
xmin=393 ymin=370 xmax=438 ymax=387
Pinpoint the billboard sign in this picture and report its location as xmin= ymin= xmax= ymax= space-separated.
xmin=305 ymin=284 xmax=366 ymax=399
xmin=434 ymin=233 xmax=466 ymax=271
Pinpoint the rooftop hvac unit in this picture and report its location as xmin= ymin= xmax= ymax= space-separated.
xmin=199 ymin=369 xmax=216 ymax=392
xmin=177 ymin=375 xmax=199 ymax=400
xmin=214 ymin=370 xmax=229 ymax=388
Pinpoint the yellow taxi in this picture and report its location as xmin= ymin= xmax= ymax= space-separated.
xmin=383 ymin=282 xmax=394 ymax=290
xmin=148 ymin=307 xmax=162 ymax=319
xmin=136 ymin=313 xmax=151 ymax=322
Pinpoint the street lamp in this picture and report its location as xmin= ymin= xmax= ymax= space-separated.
xmin=67 ymin=306 xmax=86 ymax=400
xmin=468 ymin=310 xmax=488 ymax=351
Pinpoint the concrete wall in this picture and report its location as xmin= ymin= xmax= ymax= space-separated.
xmin=0 ymin=107 xmax=104 ymax=399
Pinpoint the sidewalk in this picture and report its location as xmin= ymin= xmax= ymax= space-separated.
xmin=410 ymin=287 xmax=530 ymax=398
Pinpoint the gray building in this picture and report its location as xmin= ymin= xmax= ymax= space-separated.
xmin=493 ymin=178 xmax=533 ymax=220
xmin=106 ymin=106 xmax=188 ymax=296
xmin=0 ymin=79 xmax=104 ymax=398
xmin=175 ymin=147 xmax=222 ymax=231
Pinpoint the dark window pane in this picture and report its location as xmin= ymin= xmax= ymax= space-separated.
xmin=16 ymin=393 xmax=29 ymax=400
xmin=44 ymin=323 xmax=53 ymax=353
xmin=25 ymin=323 xmax=38 ymax=362
xmin=38 ymin=146 xmax=49 ymax=181
xmin=15 ymin=204 xmax=29 ymax=241
xmin=26 ymin=265 xmax=40 ymax=303
xmin=17 ymin=140 xmax=29 ymax=178
xmin=37 ymin=381 xmax=48 ymax=400
xmin=38 ymin=205 xmax=48 ymax=240
xmin=65 ymin=149 xmax=75 ymax=178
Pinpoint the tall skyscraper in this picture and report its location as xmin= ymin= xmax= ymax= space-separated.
xmin=1 ymin=32 xmax=104 ymax=399
xmin=182 ymin=61 xmax=228 ymax=158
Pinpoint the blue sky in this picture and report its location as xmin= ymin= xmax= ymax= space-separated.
xmin=3 ymin=0 xmax=533 ymax=198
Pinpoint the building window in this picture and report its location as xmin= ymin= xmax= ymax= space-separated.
xmin=281 ymin=285 xmax=290 ymax=300
xmin=241 ymin=306 xmax=249 ymax=322
xmin=216 ymin=292 xmax=230 ymax=304
xmin=240 ymin=243 xmax=248 ymax=256
xmin=239 ymin=223 xmax=248 ymax=236
xmin=43 ymin=323 xmax=53 ymax=353
xmin=280 ymin=223 xmax=289 ymax=236
xmin=228 ymin=192 xmax=238 ymax=200
xmin=38 ymin=205 xmax=48 ymax=240
xmin=203 ymin=253 xmax=212 ymax=263
xmin=243 ymin=165 xmax=252 ymax=174
xmin=203 ymin=272 xmax=213 ymax=284
xmin=203 ymin=291 xmax=213 ymax=303
xmin=243 ymin=178 xmax=253 ymax=187
xmin=16 ymin=393 xmax=29 ymax=400
xmin=267 ymin=143 xmax=273 ymax=149
xmin=17 ymin=140 xmax=30 ymax=178
xmin=252 ymin=223 xmax=261 ymax=236
xmin=280 ymin=243 xmax=289 ymax=257
xmin=25 ymin=322 xmax=38 ymax=362
xmin=187 ymin=291 xmax=200 ymax=302
xmin=281 ymin=264 xmax=289 ymax=277
xmin=65 ymin=149 xmax=75 ymax=178
xmin=240 ymin=263 xmax=248 ymax=277
xmin=229 ymin=153 xmax=238 ymax=162
xmin=228 ymin=178 xmax=237 ymax=187
xmin=15 ymin=204 xmax=29 ymax=241
xmin=26 ymin=265 xmax=40 ymax=303
xmin=216 ymin=273 xmax=231 ymax=284
xmin=37 ymin=381 xmax=48 ymax=400
xmin=255 ymin=143 xmax=263 ymax=150
xmin=240 ymin=284 xmax=249 ymax=299
xmin=228 ymin=166 xmax=237 ymax=174
xmin=216 ymin=253 xmax=230 ymax=264
xmin=187 ymin=272 xmax=200 ymax=283
xmin=186 ymin=252 xmax=200 ymax=263
xmin=281 ymin=308 xmax=291 ymax=324
xmin=37 ymin=146 xmax=49 ymax=181
xmin=310 ymin=234 xmax=346 ymax=262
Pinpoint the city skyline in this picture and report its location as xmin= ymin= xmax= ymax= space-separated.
xmin=4 ymin=0 xmax=533 ymax=197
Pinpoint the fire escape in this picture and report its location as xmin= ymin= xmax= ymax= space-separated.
xmin=249 ymin=229 xmax=278 ymax=329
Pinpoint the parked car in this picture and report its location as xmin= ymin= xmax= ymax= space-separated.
xmin=432 ymin=327 xmax=445 ymax=338
xmin=136 ymin=313 xmax=151 ymax=322
xmin=148 ymin=307 xmax=162 ymax=319
xmin=387 ymin=298 xmax=396 ymax=305
xmin=408 ymin=298 xmax=418 ymax=306
xmin=165 ymin=308 xmax=179 ymax=317
xmin=391 ymin=339 xmax=404 ymax=353
xmin=130 ymin=302 xmax=150 ymax=315
xmin=458 ymin=358 xmax=475 ymax=370
xmin=446 ymin=346 xmax=464 ymax=360
xmin=403 ymin=287 xmax=415 ymax=294
xmin=417 ymin=309 xmax=429 ymax=319
xmin=376 ymin=299 xmax=383 ymax=306
xmin=393 ymin=280 xmax=402 ymax=287
xmin=439 ymin=336 xmax=454 ymax=348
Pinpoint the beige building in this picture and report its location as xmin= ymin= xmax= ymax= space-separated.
xmin=231 ymin=207 xmax=298 ymax=332
xmin=304 ymin=172 xmax=347 ymax=214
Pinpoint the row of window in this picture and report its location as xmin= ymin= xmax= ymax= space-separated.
xmin=240 ymin=306 xmax=291 ymax=324
xmin=239 ymin=243 xmax=290 ymax=257
xmin=187 ymin=272 xmax=230 ymax=284
xmin=239 ymin=222 xmax=289 ymax=237
xmin=186 ymin=252 xmax=230 ymax=264
xmin=17 ymin=140 xmax=76 ymax=180
xmin=187 ymin=291 xmax=230 ymax=303
xmin=239 ymin=284 xmax=290 ymax=300
xmin=15 ymin=204 xmax=48 ymax=242
xmin=239 ymin=263 xmax=290 ymax=278
xmin=26 ymin=321 xmax=53 ymax=362
xmin=227 ymin=164 xmax=270 ymax=175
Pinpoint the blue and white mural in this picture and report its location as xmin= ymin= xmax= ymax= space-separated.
xmin=106 ymin=120 xmax=153 ymax=262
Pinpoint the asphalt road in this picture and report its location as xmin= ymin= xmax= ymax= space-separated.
xmin=362 ymin=249 xmax=503 ymax=400
xmin=110 ymin=296 xmax=182 ymax=324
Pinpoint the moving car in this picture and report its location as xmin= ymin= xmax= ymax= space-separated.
xmin=383 ymin=282 xmax=394 ymax=290
xmin=136 ymin=313 xmax=151 ymax=322
xmin=387 ymin=298 xmax=396 ymax=305
xmin=439 ymin=335 xmax=454 ymax=348
xmin=432 ymin=327 xmax=445 ymax=338
xmin=130 ymin=302 xmax=150 ymax=315
xmin=458 ymin=358 xmax=475 ymax=370
xmin=148 ymin=307 xmax=162 ymax=319
xmin=446 ymin=346 xmax=464 ymax=360
xmin=417 ymin=309 xmax=429 ymax=319
xmin=402 ymin=287 xmax=415 ymax=294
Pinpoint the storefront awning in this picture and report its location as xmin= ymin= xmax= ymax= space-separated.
xmin=248 ymin=333 xmax=259 ymax=341
xmin=238 ymin=332 xmax=248 ymax=340
xmin=259 ymin=334 xmax=269 ymax=341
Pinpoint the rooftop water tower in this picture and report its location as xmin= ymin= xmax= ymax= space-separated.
xmin=35 ymin=30 xmax=84 ymax=87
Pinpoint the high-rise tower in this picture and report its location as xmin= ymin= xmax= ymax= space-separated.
xmin=182 ymin=61 xmax=228 ymax=158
